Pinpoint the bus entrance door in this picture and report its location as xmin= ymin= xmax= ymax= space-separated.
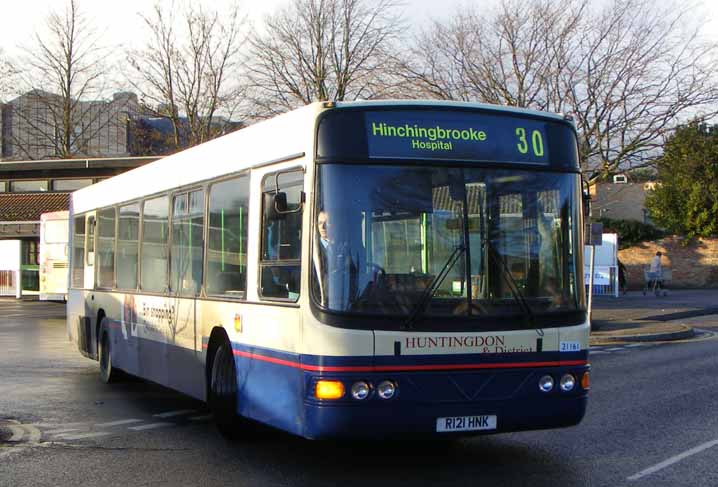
xmin=84 ymin=214 xmax=96 ymax=290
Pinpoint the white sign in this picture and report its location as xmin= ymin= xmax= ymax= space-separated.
xmin=0 ymin=240 xmax=21 ymax=270
xmin=584 ymin=266 xmax=612 ymax=286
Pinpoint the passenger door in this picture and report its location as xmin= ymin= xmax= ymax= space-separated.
xmin=167 ymin=189 xmax=205 ymax=396
xmin=84 ymin=213 xmax=96 ymax=290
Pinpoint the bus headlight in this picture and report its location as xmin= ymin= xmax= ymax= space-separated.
xmin=538 ymin=375 xmax=554 ymax=392
xmin=377 ymin=380 xmax=396 ymax=400
xmin=350 ymin=381 xmax=371 ymax=400
xmin=560 ymin=374 xmax=576 ymax=392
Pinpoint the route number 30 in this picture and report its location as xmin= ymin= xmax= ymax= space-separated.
xmin=515 ymin=128 xmax=545 ymax=157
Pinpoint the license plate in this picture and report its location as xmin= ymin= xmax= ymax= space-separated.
xmin=436 ymin=415 xmax=497 ymax=432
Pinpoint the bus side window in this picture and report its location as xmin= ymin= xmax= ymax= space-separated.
xmin=71 ymin=215 xmax=85 ymax=288
xmin=141 ymin=195 xmax=170 ymax=293
xmin=85 ymin=215 xmax=96 ymax=266
xmin=171 ymin=189 xmax=205 ymax=296
xmin=96 ymin=208 xmax=116 ymax=289
xmin=206 ymin=175 xmax=249 ymax=297
xmin=117 ymin=203 xmax=140 ymax=290
xmin=259 ymin=169 xmax=303 ymax=301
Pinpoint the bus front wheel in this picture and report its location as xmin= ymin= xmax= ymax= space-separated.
xmin=209 ymin=340 xmax=241 ymax=438
xmin=99 ymin=328 xmax=120 ymax=384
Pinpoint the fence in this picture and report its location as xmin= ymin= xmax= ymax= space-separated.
xmin=0 ymin=270 xmax=17 ymax=296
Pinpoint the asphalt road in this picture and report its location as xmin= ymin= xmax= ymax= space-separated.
xmin=1 ymin=299 xmax=718 ymax=487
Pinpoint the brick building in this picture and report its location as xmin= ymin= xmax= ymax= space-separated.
xmin=591 ymin=175 xmax=658 ymax=224
xmin=1 ymin=91 xmax=138 ymax=161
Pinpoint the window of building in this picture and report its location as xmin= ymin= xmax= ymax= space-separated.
xmin=10 ymin=180 xmax=49 ymax=192
xmin=141 ymin=195 xmax=169 ymax=292
xmin=52 ymin=179 xmax=93 ymax=191
xmin=71 ymin=216 xmax=85 ymax=288
xmin=171 ymin=189 xmax=204 ymax=296
xmin=206 ymin=175 xmax=249 ymax=297
xmin=96 ymin=208 xmax=116 ymax=288
xmin=0 ymin=182 xmax=6 ymax=192
xmin=259 ymin=169 xmax=303 ymax=300
xmin=22 ymin=240 xmax=39 ymax=266
xmin=116 ymin=203 xmax=140 ymax=290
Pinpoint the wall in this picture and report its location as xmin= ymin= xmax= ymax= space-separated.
xmin=618 ymin=237 xmax=718 ymax=289
xmin=0 ymin=239 xmax=21 ymax=270
xmin=592 ymin=182 xmax=652 ymax=223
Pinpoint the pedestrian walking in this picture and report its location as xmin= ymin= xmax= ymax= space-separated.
xmin=617 ymin=258 xmax=627 ymax=295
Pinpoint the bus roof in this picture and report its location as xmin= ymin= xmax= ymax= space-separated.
xmin=71 ymin=102 xmax=323 ymax=214
xmin=332 ymin=100 xmax=571 ymax=123
xmin=71 ymin=100 xmax=571 ymax=214
xmin=41 ymin=210 xmax=69 ymax=221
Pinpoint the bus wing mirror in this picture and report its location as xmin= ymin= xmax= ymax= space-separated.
xmin=274 ymin=192 xmax=288 ymax=213
xmin=271 ymin=191 xmax=304 ymax=218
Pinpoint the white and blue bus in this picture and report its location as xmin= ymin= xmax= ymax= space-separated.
xmin=67 ymin=101 xmax=589 ymax=439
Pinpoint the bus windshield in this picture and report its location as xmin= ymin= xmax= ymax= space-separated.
xmin=312 ymin=164 xmax=584 ymax=326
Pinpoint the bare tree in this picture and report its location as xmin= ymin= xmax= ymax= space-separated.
xmin=0 ymin=49 xmax=17 ymax=101
xmin=568 ymin=0 xmax=718 ymax=181
xmin=246 ymin=0 xmax=405 ymax=117
xmin=401 ymin=0 xmax=718 ymax=182
xmin=402 ymin=0 xmax=584 ymax=109
xmin=127 ymin=1 xmax=247 ymax=151
xmin=7 ymin=0 xmax=125 ymax=160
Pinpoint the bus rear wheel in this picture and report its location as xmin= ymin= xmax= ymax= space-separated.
xmin=99 ymin=330 xmax=120 ymax=383
xmin=209 ymin=341 xmax=241 ymax=439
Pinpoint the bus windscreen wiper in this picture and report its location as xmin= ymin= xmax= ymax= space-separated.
xmin=485 ymin=240 xmax=535 ymax=326
xmin=402 ymin=244 xmax=465 ymax=330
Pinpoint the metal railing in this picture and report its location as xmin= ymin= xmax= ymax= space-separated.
xmin=0 ymin=270 xmax=17 ymax=296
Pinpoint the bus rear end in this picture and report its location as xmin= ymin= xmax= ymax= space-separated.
xmin=40 ymin=211 xmax=69 ymax=301
xmin=299 ymin=102 xmax=589 ymax=438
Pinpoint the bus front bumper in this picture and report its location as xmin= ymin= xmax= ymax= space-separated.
xmin=301 ymin=365 xmax=589 ymax=439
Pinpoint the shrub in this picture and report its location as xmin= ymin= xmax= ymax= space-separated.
xmin=597 ymin=218 xmax=666 ymax=249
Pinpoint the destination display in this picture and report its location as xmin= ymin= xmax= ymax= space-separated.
xmin=365 ymin=111 xmax=550 ymax=164
xmin=316 ymin=107 xmax=580 ymax=169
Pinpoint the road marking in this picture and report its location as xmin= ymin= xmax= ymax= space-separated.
xmin=606 ymin=347 xmax=624 ymax=352
xmin=94 ymin=419 xmax=142 ymax=428
xmin=45 ymin=428 xmax=81 ymax=435
xmin=29 ymin=422 xmax=85 ymax=428
xmin=628 ymin=439 xmax=718 ymax=481
xmin=128 ymin=422 xmax=171 ymax=431
xmin=153 ymin=409 xmax=196 ymax=418
xmin=590 ymin=350 xmax=609 ymax=354
xmin=7 ymin=425 xmax=24 ymax=442
xmin=626 ymin=344 xmax=643 ymax=348
xmin=55 ymin=432 xmax=110 ymax=441
xmin=24 ymin=425 xmax=41 ymax=443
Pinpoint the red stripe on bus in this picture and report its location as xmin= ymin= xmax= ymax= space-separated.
xmin=230 ymin=349 xmax=587 ymax=373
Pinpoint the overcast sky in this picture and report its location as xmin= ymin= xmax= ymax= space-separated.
xmin=0 ymin=0 xmax=455 ymax=54
xmin=1 ymin=0 xmax=716 ymax=99
xmin=1 ymin=0 xmax=716 ymax=56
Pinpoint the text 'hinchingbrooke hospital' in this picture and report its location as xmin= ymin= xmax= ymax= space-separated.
xmin=371 ymin=122 xmax=487 ymax=151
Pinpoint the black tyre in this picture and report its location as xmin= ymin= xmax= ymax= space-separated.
xmin=209 ymin=340 xmax=241 ymax=439
xmin=98 ymin=328 xmax=121 ymax=383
